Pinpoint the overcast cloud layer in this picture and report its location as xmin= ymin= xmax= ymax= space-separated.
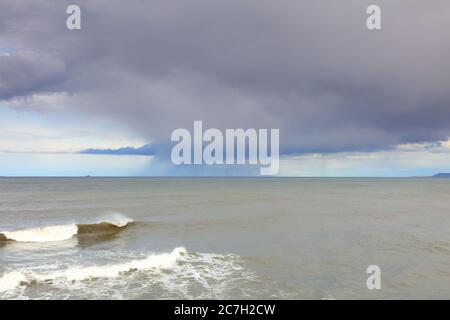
xmin=1 ymin=0 xmax=450 ymax=156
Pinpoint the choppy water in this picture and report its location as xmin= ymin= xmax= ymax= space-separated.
xmin=1 ymin=177 xmax=450 ymax=299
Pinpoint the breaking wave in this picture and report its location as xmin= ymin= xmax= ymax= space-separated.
xmin=0 ymin=214 xmax=133 ymax=243
xmin=0 ymin=248 xmax=258 ymax=299
xmin=0 ymin=247 xmax=186 ymax=294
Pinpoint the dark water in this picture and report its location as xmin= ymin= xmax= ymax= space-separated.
xmin=1 ymin=177 xmax=450 ymax=299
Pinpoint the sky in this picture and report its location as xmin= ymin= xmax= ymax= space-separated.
xmin=1 ymin=0 xmax=450 ymax=176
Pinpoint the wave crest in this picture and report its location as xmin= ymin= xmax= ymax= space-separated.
xmin=0 ymin=214 xmax=133 ymax=243
xmin=1 ymin=224 xmax=78 ymax=243
xmin=0 ymin=247 xmax=187 ymax=293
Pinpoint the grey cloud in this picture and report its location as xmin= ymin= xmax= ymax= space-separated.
xmin=0 ymin=51 xmax=66 ymax=100
xmin=0 ymin=0 xmax=450 ymax=155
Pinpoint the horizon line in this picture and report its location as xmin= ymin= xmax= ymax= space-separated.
xmin=0 ymin=175 xmax=443 ymax=179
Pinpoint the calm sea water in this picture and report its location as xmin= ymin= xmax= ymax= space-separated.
xmin=1 ymin=177 xmax=450 ymax=299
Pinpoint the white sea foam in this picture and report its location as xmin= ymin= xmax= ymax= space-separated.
xmin=0 ymin=271 xmax=28 ymax=293
xmin=0 ymin=247 xmax=187 ymax=293
xmin=49 ymin=247 xmax=186 ymax=281
xmin=1 ymin=224 xmax=78 ymax=243
xmin=0 ymin=249 xmax=260 ymax=300
xmin=0 ymin=213 xmax=133 ymax=243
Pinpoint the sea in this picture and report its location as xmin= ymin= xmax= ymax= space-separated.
xmin=1 ymin=177 xmax=450 ymax=299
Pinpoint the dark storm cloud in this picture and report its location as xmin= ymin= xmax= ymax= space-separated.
xmin=1 ymin=0 xmax=450 ymax=154
xmin=0 ymin=51 xmax=66 ymax=100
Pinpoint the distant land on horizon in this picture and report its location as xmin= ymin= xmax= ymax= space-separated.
xmin=432 ymin=173 xmax=450 ymax=178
